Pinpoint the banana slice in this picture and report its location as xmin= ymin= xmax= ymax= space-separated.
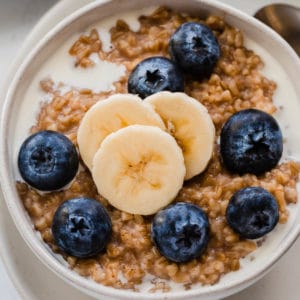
xmin=92 ymin=125 xmax=185 ymax=215
xmin=77 ymin=94 xmax=165 ymax=170
xmin=145 ymin=91 xmax=215 ymax=180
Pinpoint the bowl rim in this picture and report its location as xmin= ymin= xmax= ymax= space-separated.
xmin=1 ymin=0 xmax=300 ymax=299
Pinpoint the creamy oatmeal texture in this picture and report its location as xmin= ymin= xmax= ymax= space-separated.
xmin=16 ymin=7 xmax=300 ymax=291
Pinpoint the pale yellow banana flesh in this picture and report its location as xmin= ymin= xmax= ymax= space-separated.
xmin=145 ymin=91 xmax=215 ymax=180
xmin=92 ymin=125 xmax=186 ymax=215
xmin=77 ymin=94 xmax=165 ymax=170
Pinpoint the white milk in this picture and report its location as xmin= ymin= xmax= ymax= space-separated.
xmin=13 ymin=8 xmax=300 ymax=292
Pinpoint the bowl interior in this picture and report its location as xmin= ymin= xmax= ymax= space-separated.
xmin=1 ymin=0 xmax=300 ymax=299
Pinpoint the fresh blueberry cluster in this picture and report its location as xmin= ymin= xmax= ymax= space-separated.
xmin=17 ymin=116 xmax=282 ymax=261
xmin=18 ymin=114 xmax=283 ymax=259
xmin=128 ymin=22 xmax=220 ymax=98
xmin=219 ymin=109 xmax=282 ymax=241
xmin=18 ymin=131 xmax=112 ymax=258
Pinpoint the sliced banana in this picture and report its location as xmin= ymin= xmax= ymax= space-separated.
xmin=77 ymin=94 xmax=165 ymax=170
xmin=145 ymin=91 xmax=215 ymax=180
xmin=92 ymin=125 xmax=185 ymax=215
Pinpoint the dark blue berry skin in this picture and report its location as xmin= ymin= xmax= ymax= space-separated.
xmin=220 ymin=109 xmax=283 ymax=175
xmin=226 ymin=187 xmax=279 ymax=239
xmin=169 ymin=22 xmax=220 ymax=78
xmin=52 ymin=197 xmax=112 ymax=258
xmin=18 ymin=130 xmax=79 ymax=191
xmin=151 ymin=202 xmax=210 ymax=263
xmin=127 ymin=56 xmax=184 ymax=99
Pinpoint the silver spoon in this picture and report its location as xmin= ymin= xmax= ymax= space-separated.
xmin=254 ymin=3 xmax=300 ymax=55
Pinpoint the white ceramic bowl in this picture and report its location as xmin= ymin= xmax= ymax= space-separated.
xmin=1 ymin=0 xmax=300 ymax=299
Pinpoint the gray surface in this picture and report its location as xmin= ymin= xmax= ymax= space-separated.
xmin=0 ymin=0 xmax=57 ymax=87
xmin=0 ymin=0 xmax=300 ymax=299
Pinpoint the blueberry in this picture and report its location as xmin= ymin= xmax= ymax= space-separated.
xmin=226 ymin=187 xmax=279 ymax=239
xmin=52 ymin=197 xmax=112 ymax=258
xmin=169 ymin=22 xmax=220 ymax=78
xmin=127 ymin=56 xmax=184 ymax=99
xmin=18 ymin=130 xmax=79 ymax=191
xmin=220 ymin=109 xmax=283 ymax=175
xmin=151 ymin=202 xmax=210 ymax=263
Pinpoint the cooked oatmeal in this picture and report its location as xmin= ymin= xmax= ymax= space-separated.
xmin=16 ymin=7 xmax=300 ymax=290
